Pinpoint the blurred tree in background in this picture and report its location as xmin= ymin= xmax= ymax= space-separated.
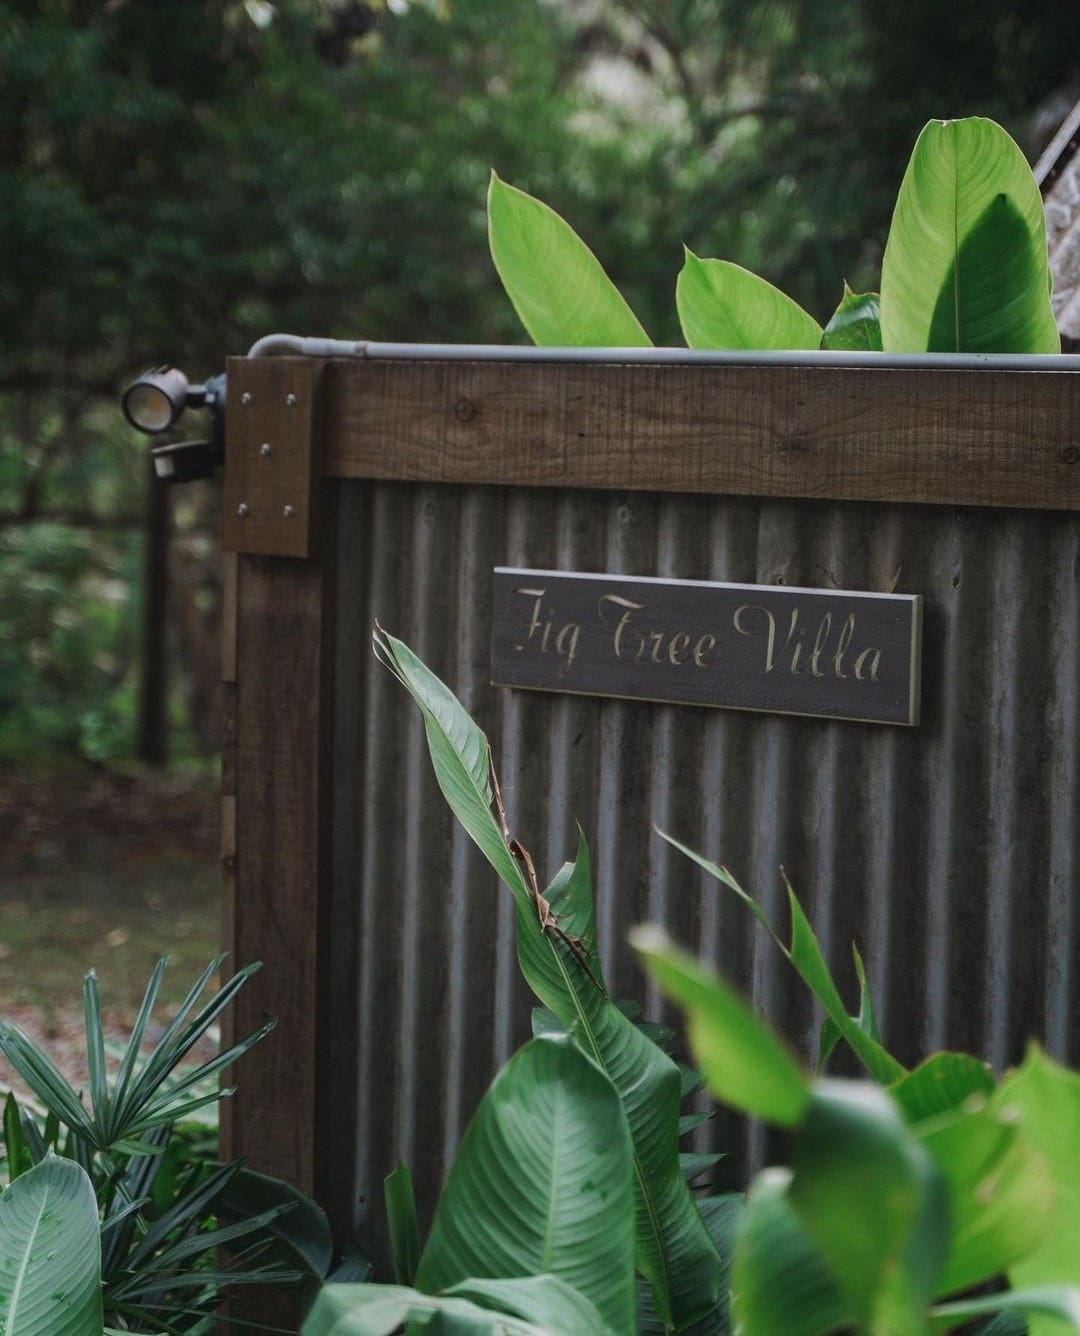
xmin=2 ymin=0 xmax=1078 ymax=764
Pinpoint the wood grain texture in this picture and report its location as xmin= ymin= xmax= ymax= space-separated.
xmin=221 ymin=552 xmax=237 ymax=683
xmin=220 ymin=548 xmax=335 ymax=1201
xmin=321 ymin=359 xmax=1080 ymax=511
xmin=222 ymin=357 xmax=324 ymax=556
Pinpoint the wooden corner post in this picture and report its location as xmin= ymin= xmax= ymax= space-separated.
xmin=219 ymin=356 xmax=336 ymax=1214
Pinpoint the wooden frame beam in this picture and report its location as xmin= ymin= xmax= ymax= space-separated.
xmin=319 ymin=358 xmax=1080 ymax=511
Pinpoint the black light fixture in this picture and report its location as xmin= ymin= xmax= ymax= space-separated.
xmin=122 ymin=367 xmax=193 ymax=434
xmin=121 ymin=367 xmax=227 ymax=483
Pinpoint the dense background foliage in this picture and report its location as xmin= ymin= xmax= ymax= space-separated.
xmin=2 ymin=0 xmax=1079 ymax=762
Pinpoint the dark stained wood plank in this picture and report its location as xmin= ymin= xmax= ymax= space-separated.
xmin=220 ymin=549 xmax=335 ymax=1199
xmin=222 ymin=358 xmax=325 ymax=557
xmin=221 ymin=551 xmax=238 ymax=684
xmin=321 ymin=359 xmax=1080 ymax=511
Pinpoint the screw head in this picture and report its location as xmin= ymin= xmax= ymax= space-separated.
xmin=259 ymin=442 xmax=272 ymax=458
xmin=286 ymin=393 xmax=298 ymax=407
xmin=241 ymin=392 xmax=253 ymax=406
xmin=237 ymin=502 xmax=250 ymax=518
xmin=1062 ymin=445 xmax=1080 ymax=465
xmin=283 ymin=504 xmax=295 ymax=519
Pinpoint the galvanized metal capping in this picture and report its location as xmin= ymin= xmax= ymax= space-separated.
xmin=327 ymin=480 xmax=1080 ymax=1262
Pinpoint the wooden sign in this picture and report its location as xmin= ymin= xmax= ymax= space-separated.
xmin=492 ymin=568 xmax=922 ymax=726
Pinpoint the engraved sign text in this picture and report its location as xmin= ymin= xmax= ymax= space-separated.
xmin=491 ymin=568 xmax=922 ymax=726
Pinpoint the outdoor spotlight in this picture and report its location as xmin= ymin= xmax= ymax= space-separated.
xmin=121 ymin=368 xmax=227 ymax=484
xmin=122 ymin=367 xmax=193 ymax=434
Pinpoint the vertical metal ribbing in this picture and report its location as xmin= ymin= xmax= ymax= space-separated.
xmin=1045 ymin=521 xmax=1080 ymax=1063
xmin=335 ymin=481 xmax=1080 ymax=1251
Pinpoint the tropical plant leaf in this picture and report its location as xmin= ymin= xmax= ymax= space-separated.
xmin=513 ymin=855 xmax=724 ymax=1329
xmin=820 ymin=286 xmax=883 ymax=351
xmin=0 ymin=1154 xmax=103 ymax=1335
xmin=218 ymin=1163 xmax=334 ymax=1281
xmin=487 ymin=173 xmax=652 ymax=347
xmin=0 ymin=1025 xmax=97 ymax=1144
xmin=731 ymin=1168 xmax=852 ymax=1336
xmin=994 ymin=1047 xmax=1080 ymax=1336
xmin=681 ymin=1151 xmax=725 ymax=1183
xmin=302 ymin=1283 xmax=553 ymax=1335
xmin=375 ymin=630 xmax=724 ymax=1331
xmin=787 ymin=1080 xmax=949 ymax=1333
xmin=914 ymin=1097 xmax=1052 ymax=1296
xmin=3 ymin=1093 xmax=32 ymax=1184
xmin=880 ymin=117 xmax=1059 ymax=353
xmin=931 ymin=1287 xmax=1080 ymax=1334
xmin=385 ymin=1163 xmax=422 ymax=1287
xmin=414 ymin=1035 xmax=634 ymax=1334
xmin=676 ymin=251 xmax=822 ymax=350
xmin=658 ymin=835 xmax=905 ymax=1084
xmin=373 ymin=628 xmax=532 ymax=909
xmin=446 ymin=1275 xmax=616 ymax=1335
xmin=631 ymin=927 xmax=809 ymax=1127
xmin=889 ymin=1052 xmax=996 ymax=1123
xmin=818 ymin=943 xmax=881 ymax=1069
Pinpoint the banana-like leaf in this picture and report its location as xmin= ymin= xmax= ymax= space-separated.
xmin=446 ymin=1275 xmax=616 ymax=1334
xmin=932 ymin=1287 xmax=1080 ymax=1334
xmin=994 ymin=1047 xmax=1080 ymax=1336
xmin=302 ymin=1283 xmax=555 ymax=1335
xmin=880 ymin=117 xmax=1059 ymax=353
xmin=375 ymin=629 xmax=723 ymax=1331
xmin=820 ymin=287 xmax=882 ymax=351
xmin=676 ymin=251 xmax=822 ymax=350
xmin=789 ymin=1080 xmax=949 ymax=1334
xmin=631 ymin=927 xmax=809 ymax=1127
xmin=914 ymin=1098 xmax=1052 ymax=1296
xmin=731 ymin=1168 xmax=852 ymax=1336
xmin=385 ymin=1163 xmax=421 ymax=1287
xmin=415 ymin=1035 xmax=634 ymax=1333
xmin=488 ymin=173 xmax=652 ymax=347
xmin=0 ymin=1154 xmax=103 ymax=1335
xmin=659 ymin=834 xmax=905 ymax=1084
xmin=888 ymin=1052 xmax=995 ymax=1123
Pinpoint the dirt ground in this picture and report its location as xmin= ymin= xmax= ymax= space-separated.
xmin=0 ymin=765 xmax=221 ymax=1097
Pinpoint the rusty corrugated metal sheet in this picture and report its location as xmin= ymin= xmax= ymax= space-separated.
xmin=326 ymin=480 xmax=1079 ymax=1260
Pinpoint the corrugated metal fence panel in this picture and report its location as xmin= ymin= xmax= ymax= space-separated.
xmin=328 ymin=480 xmax=1079 ymax=1261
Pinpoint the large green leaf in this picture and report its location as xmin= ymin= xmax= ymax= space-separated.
xmin=888 ymin=1052 xmax=995 ymax=1123
xmin=659 ymin=835 xmax=905 ymax=1085
xmin=820 ymin=287 xmax=882 ymax=351
xmin=880 ymin=117 xmax=1058 ymax=353
xmin=0 ymin=1155 xmax=103 ymax=1335
xmin=731 ymin=1169 xmax=851 ymax=1336
xmin=995 ymin=1047 xmax=1080 ymax=1336
xmin=302 ymin=1283 xmax=553 ymax=1335
xmin=631 ymin=927 xmax=810 ymax=1127
xmin=788 ymin=1081 xmax=949 ymax=1334
xmin=376 ymin=631 xmax=723 ymax=1331
xmin=932 ymin=1287 xmax=1080 ymax=1334
xmin=914 ymin=1099 xmax=1052 ymax=1297
xmin=487 ymin=173 xmax=652 ymax=347
xmin=676 ymin=251 xmax=822 ymax=350
xmin=446 ymin=1275 xmax=616 ymax=1334
xmin=415 ymin=1035 xmax=634 ymax=1334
